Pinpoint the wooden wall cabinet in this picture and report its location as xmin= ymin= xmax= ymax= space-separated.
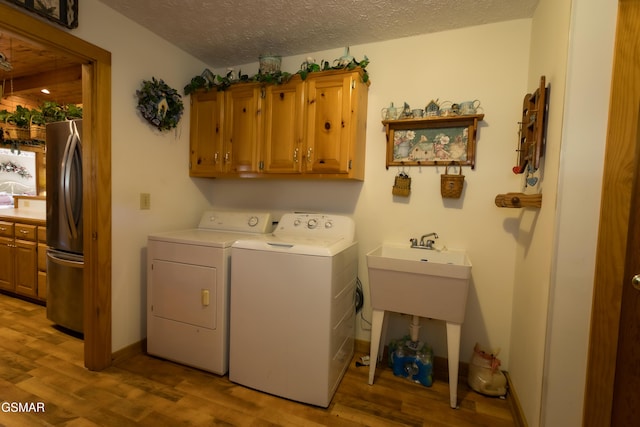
xmin=304 ymin=70 xmax=368 ymax=178
xmin=224 ymin=83 xmax=263 ymax=174
xmin=262 ymin=77 xmax=306 ymax=174
xmin=189 ymin=68 xmax=369 ymax=180
xmin=0 ymin=221 xmax=43 ymax=300
xmin=189 ymin=90 xmax=225 ymax=177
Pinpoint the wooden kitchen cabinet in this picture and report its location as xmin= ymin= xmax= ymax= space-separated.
xmin=224 ymin=82 xmax=262 ymax=174
xmin=189 ymin=90 xmax=225 ymax=177
xmin=0 ymin=221 xmax=14 ymax=291
xmin=0 ymin=220 xmax=44 ymax=301
xmin=262 ymin=77 xmax=306 ymax=174
xmin=304 ymin=69 xmax=369 ymax=179
xmin=14 ymin=223 xmax=38 ymax=298
xmin=188 ymin=67 xmax=369 ymax=180
xmin=0 ymin=221 xmax=38 ymax=297
xmin=37 ymin=226 xmax=47 ymax=300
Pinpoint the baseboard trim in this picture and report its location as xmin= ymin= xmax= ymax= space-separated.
xmin=504 ymin=371 xmax=528 ymax=427
xmin=111 ymin=339 xmax=146 ymax=365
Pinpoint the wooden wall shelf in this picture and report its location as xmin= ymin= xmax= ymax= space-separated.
xmin=496 ymin=76 xmax=549 ymax=209
xmin=495 ymin=192 xmax=542 ymax=208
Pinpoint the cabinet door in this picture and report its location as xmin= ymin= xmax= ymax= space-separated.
xmin=37 ymin=242 xmax=47 ymax=300
xmin=305 ymin=72 xmax=356 ymax=175
xmin=14 ymin=239 xmax=37 ymax=297
xmin=262 ymin=78 xmax=305 ymax=174
xmin=0 ymin=236 xmax=14 ymax=291
xmin=38 ymin=271 xmax=47 ymax=300
xmin=225 ymin=84 xmax=262 ymax=174
xmin=189 ymin=90 xmax=225 ymax=177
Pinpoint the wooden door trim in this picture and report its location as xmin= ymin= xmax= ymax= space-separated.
xmin=0 ymin=4 xmax=113 ymax=370
xmin=584 ymin=0 xmax=638 ymax=424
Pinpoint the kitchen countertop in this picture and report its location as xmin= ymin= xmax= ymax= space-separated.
xmin=0 ymin=208 xmax=47 ymax=225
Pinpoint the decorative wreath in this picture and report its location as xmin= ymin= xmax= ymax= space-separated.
xmin=136 ymin=77 xmax=184 ymax=132
xmin=0 ymin=161 xmax=32 ymax=179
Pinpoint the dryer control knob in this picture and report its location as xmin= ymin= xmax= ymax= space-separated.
xmin=307 ymin=218 xmax=318 ymax=229
xmin=248 ymin=216 xmax=259 ymax=227
xmin=294 ymin=219 xmax=301 ymax=226
xmin=325 ymin=221 xmax=333 ymax=229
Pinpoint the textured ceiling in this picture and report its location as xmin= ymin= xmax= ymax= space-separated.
xmin=97 ymin=0 xmax=539 ymax=68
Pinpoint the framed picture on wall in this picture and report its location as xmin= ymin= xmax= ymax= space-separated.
xmin=383 ymin=114 xmax=484 ymax=169
xmin=6 ymin=0 xmax=78 ymax=29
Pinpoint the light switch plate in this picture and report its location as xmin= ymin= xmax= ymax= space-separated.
xmin=140 ymin=193 xmax=151 ymax=210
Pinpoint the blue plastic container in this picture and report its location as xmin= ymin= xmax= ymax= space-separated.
xmin=388 ymin=336 xmax=433 ymax=387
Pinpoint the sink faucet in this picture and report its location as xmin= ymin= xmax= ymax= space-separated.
xmin=410 ymin=232 xmax=439 ymax=249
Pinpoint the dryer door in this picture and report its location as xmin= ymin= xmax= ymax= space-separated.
xmin=150 ymin=260 xmax=217 ymax=330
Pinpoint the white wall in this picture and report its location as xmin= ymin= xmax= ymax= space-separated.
xmin=67 ymin=3 xmax=619 ymax=425
xmin=209 ymin=20 xmax=532 ymax=366
xmin=74 ymin=0 xmax=214 ymax=351
xmin=541 ymin=0 xmax=616 ymax=425
xmin=507 ymin=0 xmax=573 ymax=424
xmin=508 ymin=0 xmax=617 ymax=425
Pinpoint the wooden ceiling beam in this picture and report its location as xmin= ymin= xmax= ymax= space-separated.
xmin=7 ymin=64 xmax=82 ymax=93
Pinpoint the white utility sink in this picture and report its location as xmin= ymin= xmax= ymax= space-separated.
xmin=366 ymin=244 xmax=471 ymax=323
xmin=366 ymin=243 xmax=472 ymax=408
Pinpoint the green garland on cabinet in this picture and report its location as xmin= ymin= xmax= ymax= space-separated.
xmin=184 ymin=52 xmax=369 ymax=95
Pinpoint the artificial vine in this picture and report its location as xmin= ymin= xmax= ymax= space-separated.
xmin=184 ymin=52 xmax=369 ymax=95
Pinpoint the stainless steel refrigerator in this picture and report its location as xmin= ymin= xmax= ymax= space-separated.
xmin=46 ymin=119 xmax=84 ymax=334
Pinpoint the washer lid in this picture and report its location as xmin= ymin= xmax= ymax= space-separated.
xmin=148 ymin=229 xmax=270 ymax=247
xmin=232 ymin=235 xmax=356 ymax=256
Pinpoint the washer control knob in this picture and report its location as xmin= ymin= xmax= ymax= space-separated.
xmin=248 ymin=216 xmax=259 ymax=227
xmin=325 ymin=221 xmax=333 ymax=229
xmin=307 ymin=218 xmax=318 ymax=229
xmin=294 ymin=219 xmax=301 ymax=226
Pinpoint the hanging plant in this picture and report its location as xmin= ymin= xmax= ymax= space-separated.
xmin=136 ymin=77 xmax=184 ymax=132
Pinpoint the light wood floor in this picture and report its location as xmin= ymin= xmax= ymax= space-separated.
xmin=0 ymin=293 xmax=516 ymax=426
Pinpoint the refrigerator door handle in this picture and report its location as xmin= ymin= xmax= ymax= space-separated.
xmin=47 ymin=250 xmax=84 ymax=268
xmin=62 ymin=121 xmax=82 ymax=240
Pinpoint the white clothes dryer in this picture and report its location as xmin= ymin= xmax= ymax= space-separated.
xmin=147 ymin=210 xmax=272 ymax=375
xmin=229 ymin=212 xmax=358 ymax=407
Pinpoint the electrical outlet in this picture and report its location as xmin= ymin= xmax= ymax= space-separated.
xmin=140 ymin=193 xmax=151 ymax=210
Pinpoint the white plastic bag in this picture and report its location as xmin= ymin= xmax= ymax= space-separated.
xmin=467 ymin=343 xmax=507 ymax=397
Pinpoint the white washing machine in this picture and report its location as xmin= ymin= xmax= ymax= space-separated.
xmin=229 ymin=212 xmax=358 ymax=407
xmin=146 ymin=210 xmax=272 ymax=375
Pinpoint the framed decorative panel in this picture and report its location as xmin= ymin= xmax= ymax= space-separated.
xmin=6 ymin=0 xmax=78 ymax=29
xmin=383 ymin=114 xmax=483 ymax=169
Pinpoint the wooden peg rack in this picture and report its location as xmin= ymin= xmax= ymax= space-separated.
xmin=496 ymin=76 xmax=548 ymax=209
xmin=495 ymin=192 xmax=542 ymax=208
